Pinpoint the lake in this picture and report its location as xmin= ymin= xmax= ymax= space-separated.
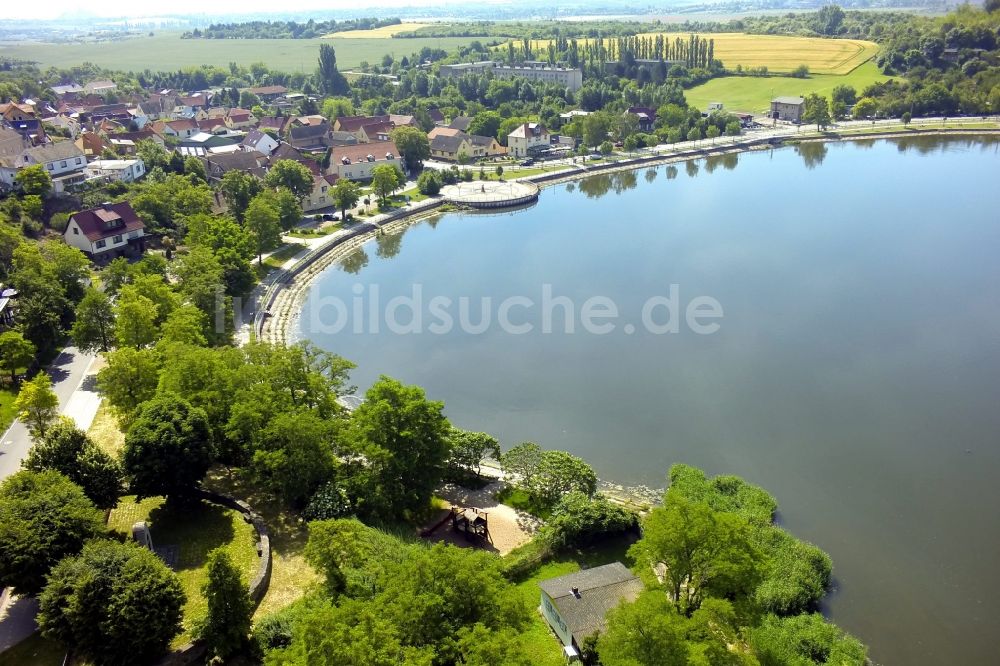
xmin=299 ymin=137 xmax=1000 ymax=665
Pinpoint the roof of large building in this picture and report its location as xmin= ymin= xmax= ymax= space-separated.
xmin=448 ymin=116 xmax=473 ymax=132
xmin=26 ymin=140 xmax=84 ymax=163
xmin=508 ymin=122 xmax=548 ymax=139
xmin=332 ymin=140 xmax=400 ymax=166
xmin=539 ymin=563 xmax=644 ymax=645
xmin=429 ymin=133 xmax=469 ymax=154
xmin=772 ymin=96 xmax=805 ymax=105
xmin=336 ymin=115 xmax=390 ymax=133
xmin=205 ymin=151 xmax=268 ymax=177
xmin=249 ymin=85 xmax=288 ymax=96
xmin=69 ymin=202 xmax=144 ymax=241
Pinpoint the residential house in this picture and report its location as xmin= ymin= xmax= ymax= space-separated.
xmin=108 ymin=138 xmax=137 ymax=156
xmin=88 ymin=104 xmax=131 ymax=125
xmin=328 ymin=131 xmax=360 ymax=147
xmin=626 ymin=106 xmax=657 ymax=132
xmin=427 ymin=126 xmax=463 ymax=142
xmin=75 ymin=132 xmax=108 ymax=158
xmin=507 ymin=122 xmax=550 ymax=158
xmin=268 ymin=143 xmax=308 ymax=165
xmin=114 ymin=129 xmax=164 ymax=147
xmin=64 ymin=202 xmax=145 ymax=260
xmin=0 ymin=141 xmax=86 ymax=192
xmin=448 ymin=116 xmax=473 ymax=132
xmin=333 ymin=115 xmax=395 ymax=143
xmin=161 ymin=119 xmax=199 ymax=139
xmin=538 ymin=563 xmax=644 ymax=659
xmin=197 ymin=117 xmax=228 ymax=134
xmin=51 ymin=83 xmax=84 ymax=97
xmin=226 ymin=108 xmax=257 ymax=130
xmin=328 ymin=141 xmax=401 ymax=181
xmin=427 ymin=108 xmax=445 ymax=125
xmin=204 ymin=151 xmax=269 ymax=182
xmin=289 ymin=123 xmax=333 ymax=151
xmin=180 ymin=132 xmax=242 ymax=151
xmin=84 ymin=158 xmax=146 ymax=183
xmin=0 ymin=102 xmax=36 ymax=122
xmin=429 ymin=133 xmax=473 ymax=162
xmin=770 ymin=96 xmax=805 ymax=123
xmin=5 ymin=119 xmax=46 ymax=145
xmin=44 ymin=114 xmax=81 ymax=139
xmin=259 ymin=116 xmax=290 ymax=136
xmin=303 ymin=174 xmax=340 ymax=212
xmin=389 ymin=114 xmax=418 ymax=128
xmin=468 ymin=134 xmax=505 ymax=159
xmin=241 ymin=129 xmax=279 ymax=156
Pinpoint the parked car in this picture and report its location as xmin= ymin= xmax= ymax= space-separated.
xmin=519 ymin=158 xmax=535 ymax=166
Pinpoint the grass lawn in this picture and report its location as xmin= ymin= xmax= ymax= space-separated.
xmin=86 ymin=401 xmax=125 ymax=457
xmin=512 ymin=537 xmax=636 ymax=665
xmin=287 ymin=223 xmax=343 ymax=238
xmin=512 ymin=32 xmax=877 ymax=75
xmin=684 ymin=60 xmax=893 ymax=115
xmin=0 ymin=32 xmax=478 ymax=72
xmin=255 ymin=243 xmax=307 ymax=279
xmin=0 ymin=385 xmax=18 ymax=433
xmin=107 ymin=495 xmax=260 ymax=647
xmin=0 ymin=634 xmax=65 ymax=666
xmin=202 ymin=467 xmax=322 ymax=621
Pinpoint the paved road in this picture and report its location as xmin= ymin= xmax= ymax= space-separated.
xmin=0 ymin=346 xmax=96 ymax=654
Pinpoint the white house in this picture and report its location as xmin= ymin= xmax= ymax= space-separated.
xmin=84 ymin=159 xmax=146 ymax=183
xmin=507 ymin=122 xmax=550 ymax=158
xmin=63 ymin=202 xmax=146 ymax=259
xmin=241 ymin=129 xmax=279 ymax=156
xmin=303 ymin=174 xmax=340 ymax=212
xmin=0 ymin=141 xmax=85 ymax=191
xmin=328 ymin=141 xmax=402 ymax=182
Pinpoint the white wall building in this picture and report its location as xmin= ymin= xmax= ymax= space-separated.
xmin=84 ymin=159 xmax=146 ymax=183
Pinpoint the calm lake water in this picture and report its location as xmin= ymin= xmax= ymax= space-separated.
xmin=299 ymin=137 xmax=1000 ymax=665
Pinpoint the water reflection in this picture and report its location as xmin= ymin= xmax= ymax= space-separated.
xmin=797 ymin=142 xmax=828 ymax=169
xmin=704 ymin=155 xmax=723 ymax=174
xmin=722 ymin=153 xmax=739 ymax=170
xmin=340 ymin=247 xmax=369 ymax=274
xmin=578 ymin=173 xmax=613 ymax=198
xmin=685 ymin=159 xmax=699 ymax=177
xmin=375 ymin=230 xmax=404 ymax=259
xmin=613 ymin=170 xmax=637 ymax=193
xmin=666 ymin=165 xmax=678 ymax=180
xmin=645 ymin=168 xmax=658 ymax=183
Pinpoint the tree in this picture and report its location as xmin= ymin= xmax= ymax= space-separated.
xmin=195 ymin=548 xmax=253 ymax=659
xmin=14 ymin=164 xmax=52 ymax=196
xmin=370 ymin=164 xmax=403 ymax=205
xmin=0 ymin=470 xmax=103 ymax=595
xmin=171 ymin=246 xmax=227 ymax=339
xmin=332 ymin=178 xmax=361 ymax=221
xmin=500 ymin=441 xmax=543 ymax=485
xmin=347 ymin=376 xmax=451 ymax=517
xmin=902 ymin=111 xmax=912 ymax=126
xmin=14 ymin=371 xmax=58 ymax=438
xmin=317 ymin=43 xmax=350 ymax=96
xmin=219 ymin=170 xmax=263 ymax=222
xmin=38 ymin=540 xmax=185 ymax=665
xmin=853 ymin=97 xmax=878 ymax=120
xmin=0 ymin=330 xmax=35 ymax=384
xmin=21 ymin=194 xmax=43 ymax=221
xmin=96 ymin=347 xmax=162 ymax=427
xmin=270 ymin=187 xmax=303 ymax=231
xmin=122 ymin=394 xmax=215 ymax=500
xmin=598 ymin=591 xmax=690 ymax=666
xmin=416 ymin=169 xmax=442 ymax=196
xmin=184 ymin=155 xmax=208 ymax=182
xmin=469 ymin=110 xmax=503 ymax=139
xmin=630 ymin=494 xmax=759 ymax=615
xmin=159 ymin=305 xmax=208 ymax=346
xmin=265 ymin=159 xmax=314 ymax=200
xmin=525 ymin=450 xmax=598 ymax=509
xmin=706 ymin=125 xmax=721 ymax=142
xmin=447 ymin=428 xmax=500 ymax=478
xmin=71 ymin=288 xmax=116 ymax=352
xmin=391 ymin=126 xmax=431 ymax=172
xmin=802 ymin=93 xmax=832 ymax=130
xmin=114 ymin=290 xmax=159 ymax=349
xmin=136 ymin=139 xmax=170 ymax=172
xmin=814 ymin=4 xmax=846 ymax=35
xmin=24 ymin=417 xmax=124 ymax=510
xmin=252 ymin=410 xmax=337 ymax=507
xmin=184 ymin=213 xmax=256 ymax=296
xmin=245 ymin=194 xmax=283 ymax=264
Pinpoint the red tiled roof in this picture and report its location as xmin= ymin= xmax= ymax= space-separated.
xmin=70 ymin=202 xmax=144 ymax=242
xmin=332 ymin=140 xmax=400 ymax=165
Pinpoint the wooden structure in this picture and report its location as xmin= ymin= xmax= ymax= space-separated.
xmin=450 ymin=506 xmax=490 ymax=544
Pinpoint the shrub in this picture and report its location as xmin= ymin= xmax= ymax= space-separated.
xmin=791 ymin=64 xmax=810 ymax=78
xmin=547 ymin=491 xmax=638 ymax=548
xmin=416 ymin=169 xmax=442 ymax=195
xmin=49 ymin=212 xmax=70 ymax=232
xmin=304 ymin=479 xmax=354 ymax=521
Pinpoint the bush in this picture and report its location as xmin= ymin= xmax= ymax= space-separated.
xmin=791 ymin=64 xmax=810 ymax=78
xmin=416 ymin=169 xmax=442 ymax=196
xmin=750 ymin=613 xmax=867 ymax=666
xmin=304 ymin=479 xmax=354 ymax=521
xmin=546 ymin=491 xmax=638 ymax=549
xmin=49 ymin=212 xmax=70 ymax=232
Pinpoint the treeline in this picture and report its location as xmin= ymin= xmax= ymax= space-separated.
xmin=180 ymin=16 xmax=401 ymax=40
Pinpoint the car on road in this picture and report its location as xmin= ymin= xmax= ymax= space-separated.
xmin=519 ymin=158 xmax=535 ymax=166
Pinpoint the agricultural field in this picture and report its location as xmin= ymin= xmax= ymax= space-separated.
xmin=518 ymin=32 xmax=878 ymax=75
xmin=324 ymin=22 xmax=431 ymax=39
xmin=0 ymin=31 xmax=478 ymax=72
xmin=684 ymin=60 xmax=894 ymax=114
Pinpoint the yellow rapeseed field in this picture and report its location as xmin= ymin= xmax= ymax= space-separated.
xmin=324 ymin=23 xmax=431 ymax=39
xmin=518 ymin=32 xmax=878 ymax=75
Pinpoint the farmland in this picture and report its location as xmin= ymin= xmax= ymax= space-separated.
xmin=324 ymin=23 xmax=432 ymax=39
xmin=517 ymin=32 xmax=878 ymax=75
xmin=684 ymin=60 xmax=894 ymax=114
xmin=0 ymin=31 xmax=478 ymax=72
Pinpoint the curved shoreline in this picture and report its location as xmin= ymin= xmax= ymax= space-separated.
xmin=259 ymin=125 xmax=1000 ymax=347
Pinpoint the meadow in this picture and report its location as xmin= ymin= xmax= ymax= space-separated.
xmin=518 ymin=32 xmax=878 ymax=75
xmin=0 ymin=31 xmax=477 ymax=72
xmin=684 ymin=60 xmax=894 ymax=114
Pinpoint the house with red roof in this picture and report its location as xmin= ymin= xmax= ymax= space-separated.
xmin=63 ymin=202 xmax=146 ymax=259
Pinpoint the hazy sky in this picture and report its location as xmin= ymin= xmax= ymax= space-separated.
xmin=4 ymin=0 xmax=457 ymax=21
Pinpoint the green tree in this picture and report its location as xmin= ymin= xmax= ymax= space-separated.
xmin=184 ymin=213 xmax=256 ymax=296
xmin=598 ymin=591 xmax=690 ymax=666
xmin=447 ymin=428 xmax=500 ymax=478
xmin=469 ymin=110 xmax=503 ymax=139
xmin=96 ymin=347 xmax=162 ymax=427
xmin=136 ymin=139 xmax=170 ymax=171
xmin=24 ymin=417 xmax=124 ymax=510
xmin=196 ymin=548 xmax=253 ymax=659
xmin=630 ymin=494 xmax=759 ymax=615
xmin=390 ymin=126 xmax=430 ymax=172
xmin=252 ymin=410 xmax=337 ymax=507
xmin=270 ymin=187 xmax=303 ymax=231
xmin=39 ymin=539 xmax=184 ymax=665
xmin=184 ymin=155 xmax=208 ymax=182
xmin=71 ymin=288 xmax=116 ymax=352
xmin=0 ymin=470 xmax=103 ymax=595
xmin=416 ymin=169 xmax=442 ymax=196
xmin=14 ymin=371 xmax=59 ymax=438
xmin=14 ymin=164 xmax=52 ymax=196
xmin=332 ymin=178 xmax=361 ymax=221
xmin=751 ymin=613 xmax=867 ymax=666
xmin=114 ymin=290 xmax=159 ymax=349
xmin=370 ymin=164 xmax=403 ymax=205
xmin=122 ymin=394 xmax=215 ymax=500
xmin=902 ymin=111 xmax=912 ymax=125
xmin=219 ymin=170 xmax=263 ymax=221
xmin=159 ymin=305 xmax=208 ymax=347
xmin=20 ymin=194 xmax=43 ymax=221
xmin=686 ymin=127 xmax=701 ymax=143
xmin=317 ymin=43 xmax=350 ymax=96
xmin=525 ymin=450 xmax=598 ymax=509
xmin=802 ymin=93 xmax=832 ymax=130
xmin=265 ymin=159 xmax=314 ymax=200
xmin=500 ymin=441 xmax=543 ymax=485
xmin=706 ymin=125 xmax=721 ymax=142
xmin=245 ymin=194 xmax=283 ymax=264
xmin=0 ymin=330 xmax=35 ymax=384
xmin=171 ymin=245 xmax=227 ymax=336
xmin=853 ymin=97 xmax=878 ymax=120
xmin=347 ymin=376 xmax=451 ymax=517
